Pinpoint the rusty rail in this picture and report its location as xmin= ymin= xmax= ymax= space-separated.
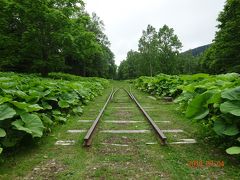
xmin=124 ymin=88 xmax=167 ymax=145
xmin=83 ymin=89 xmax=114 ymax=146
xmin=84 ymin=87 xmax=166 ymax=147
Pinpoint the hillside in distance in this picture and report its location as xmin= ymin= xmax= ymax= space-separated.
xmin=183 ymin=44 xmax=211 ymax=56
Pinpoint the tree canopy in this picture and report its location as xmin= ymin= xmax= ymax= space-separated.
xmin=119 ymin=0 xmax=240 ymax=79
xmin=0 ymin=0 xmax=116 ymax=78
xmin=200 ymin=0 xmax=240 ymax=73
xmin=118 ymin=24 xmax=193 ymax=79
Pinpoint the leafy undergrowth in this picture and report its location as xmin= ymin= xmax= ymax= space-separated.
xmin=0 ymin=81 xmax=239 ymax=179
xmin=134 ymin=73 xmax=240 ymax=155
xmin=0 ymin=72 xmax=108 ymax=154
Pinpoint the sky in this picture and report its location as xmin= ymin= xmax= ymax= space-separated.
xmin=85 ymin=0 xmax=226 ymax=65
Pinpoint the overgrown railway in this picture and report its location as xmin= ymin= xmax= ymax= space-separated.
xmin=83 ymin=88 xmax=167 ymax=146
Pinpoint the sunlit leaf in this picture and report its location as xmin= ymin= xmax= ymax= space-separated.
xmin=12 ymin=113 xmax=44 ymax=138
xmin=0 ymin=104 xmax=16 ymax=121
xmin=73 ymin=106 xmax=83 ymax=114
xmin=220 ymin=101 xmax=240 ymax=116
xmin=186 ymin=92 xmax=213 ymax=120
xmin=58 ymin=100 xmax=69 ymax=108
xmin=221 ymin=87 xmax=240 ymax=101
xmin=0 ymin=128 xmax=6 ymax=137
xmin=226 ymin=146 xmax=240 ymax=155
xmin=11 ymin=101 xmax=43 ymax=112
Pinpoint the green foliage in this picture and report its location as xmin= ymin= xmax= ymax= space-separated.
xmin=185 ymin=92 xmax=213 ymax=120
xmin=134 ymin=74 xmax=183 ymax=98
xmin=174 ymin=53 xmax=201 ymax=74
xmin=0 ymin=104 xmax=16 ymax=121
xmin=0 ymin=72 xmax=108 ymax=154
xmin=134 ymin=73 xmax=240 ymax=155
xmin=220 ymin=101 xmax=240 ymax=116
xmin=118 ymin=24 xmax=184 ymax=79
xmin=48 ymin=72 xmax=109 ymax=87
xmin=226 ymin=146 xmax=240 ymax=155
xmin=12 ymin=113 xmax=44 ymax=138
xmin=0 ymin=0 xmax=116 ymax=78
xmin=0 ymin=128 xmax=6 ymax=138
xmin=221 ymin=86 xmax=240 ymax=101
xmin=200 ymin=0 xmax=240 ymax=73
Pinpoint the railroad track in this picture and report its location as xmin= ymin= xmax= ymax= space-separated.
xmin=83 ymin=88 xmax=167 ymax=147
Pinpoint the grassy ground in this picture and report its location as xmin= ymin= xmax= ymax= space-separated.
xmin=0 ymin=81 xmax=239 ymax=179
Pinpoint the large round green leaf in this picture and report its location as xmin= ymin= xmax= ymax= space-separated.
xmin=220 ymin=101 xmax=240 ymax=116
xmin=221 ymin=87 xmax=240 ymax=101
xmin=186 ymin=92 xmax=213 ymax=120
xmin=11 ymin=101 xmax=43 ymax=112
xmin=213 ymin=120 xmax=225 ymax=135
xmin=0 ymin=128 xmax=6 ymax=137
xmin=0 ymin=104 xmax=16 ymax=121
xmin=12 ymin=113 xmax=44 ymax=138
xmin=226 ymin=146 xmax=240 ymax=155
xmin=213 ymin=120 xmax=239 ymax=136
xmin=223 ymin=125 xmax=239 ymax=136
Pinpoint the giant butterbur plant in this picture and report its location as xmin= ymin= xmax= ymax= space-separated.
xmin=134 ymin=73 xmax=240 ymax=155
xmin=0 ymin=72 xmax=108 ymax=154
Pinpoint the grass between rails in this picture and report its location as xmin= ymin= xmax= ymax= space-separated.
xmin=0 ymin=81 xmax=239 ymax=179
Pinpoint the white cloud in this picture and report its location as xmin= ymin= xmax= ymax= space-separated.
xmin=85 ymin=0 xmax=226 ymax=65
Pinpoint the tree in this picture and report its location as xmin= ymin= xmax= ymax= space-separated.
xmin=138 ymin=24 xmax=182 ymax=76
xmin=118 ymin=60 xmax=129 ymax=80
xmin=0 ymin=0 xmax=116 ymax=78
xmin=0 ymin=0 xmax=83 ymax=76
xmin=156 ymin=25 xmax=182 ymax=74
xmin=175 ymin=52 xmax=200 ymax=74
xmin=138 ymin=25 xmax=158 ymax=76
xmin=118 ymin=24 xmax=182 ymax=79
xmin=0 ymin=0 xmax=24 ymax=71
xmin=201 ymin=0 xmax=240 ymax=73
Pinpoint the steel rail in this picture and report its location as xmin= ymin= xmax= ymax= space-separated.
xmin=84 ymin=87 xmax=166 ymax=147
xmin=83 ymin=89 xmax=114 ymax=146
xmin=111 ymin=88 xmax=120 ymax=100
xmin=124 ymin=88 xmax=167 ymax=145
xmin=123 ymin=88 xmax=133 ymax=99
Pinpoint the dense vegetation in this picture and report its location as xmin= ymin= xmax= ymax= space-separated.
xmin=119 ymin=0 xmax=240 ymax=79
xmin=201 ymin=0 xmax=240 ymax=73
xmin=0 ymin=0 xmax=239 ymax=160
xmin=118 ymin=24 xmax=205 ymax=79
xmin=0 ymin=72 xmax=108 ymax=154
xmin=134 ymin=73 xmax=240 ymax=155
xmin=0 ymin=0 xmax=116 ymax=78
xmin=119 ymin=0 xmax=240 ymax=156
xmin=184 ymin=44 xmax=210 ymax=57
xmin=119 ymin=25 xmax=183 ymax=79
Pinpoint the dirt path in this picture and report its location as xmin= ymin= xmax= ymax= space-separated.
xmin=0 ymin=82 xmax=239 ymax=179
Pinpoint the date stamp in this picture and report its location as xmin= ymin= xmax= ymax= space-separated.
xmin=188 ymin=160 xmax=224 ymax=168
